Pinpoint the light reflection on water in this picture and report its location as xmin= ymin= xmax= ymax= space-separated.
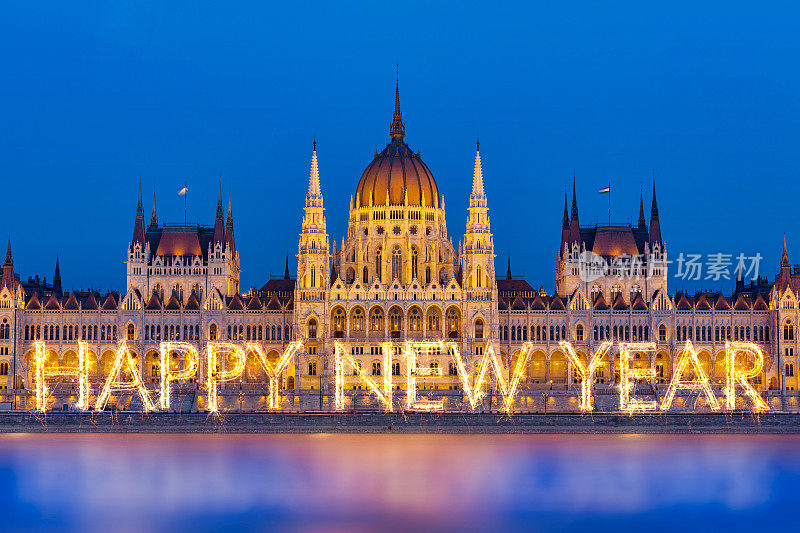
xmin=1 ymin=433 xmax=798 ymax=532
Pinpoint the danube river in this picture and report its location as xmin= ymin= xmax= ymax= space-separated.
xmin=1 ymin=433 xmax=797 ymax=532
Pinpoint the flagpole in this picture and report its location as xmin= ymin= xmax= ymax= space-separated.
xmin=608 ymin=179 xmax=611 ymax=226
xmin=184 ymin=179 xmax=187 ymax=226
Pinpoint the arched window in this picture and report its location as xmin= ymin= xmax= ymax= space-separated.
xmin=346 ymin=267 xmax=355 ymax=284
xmin=391 ymin=247 xmax=402 ymax=281
xmin=392 ymin=361 xmax=400 ymax=376
xmin=475 ymin=318 xmax=484 ymax=339
xmin=446 ymin=308 xmax=459 ymax=338
xmin=389 ymin=308 xmax=402 ymax=337
xmin=352 ymin=308 xmax=364 ymax=331
xmin=427 ymin=309 xmax=440 ymax=332
xmin=209 ymin=324 xmax=217 ymax=340
xmin=308 ymin=318 xmax=318 ymax=339
xmin=425 ymin=266 xmax=431 ymax=284
xmin=370 ymin=308 xmax=384 ymax=331
xmin=576 ymin=323 xmax=584 ymax=342
xmin=476 ymin=266 xmax=482 ymax=288
xmin=658 ymin=324 xmax=667 ymax=342
xmin=409 ymin=308 xmax=421 ymax=331
xmin=127 ymin=323 xmax=135 ymax=341
xmin=785 ymin=320 xmax=794 ymax=341
xmin=376 ymin=247 xmax=382 ymax=282
xmin=372 ymin=361 xmax=381 ymax=376
xmin=363 ymin=266 xmax=369 ymax=284
xmin=332 ymin=308 xmax=344 ymax=337
xmin=411 ymin=248 xmax=418 ymax=280
xmin=0 ymin=362 xmax=7 ymax=375
xmin=310 ymin=266 xmax=316 ymax=288
xmin=308 ymin=361 xmax=317 ymax=376
xmin=449 ymin=361 xmax=457 ymax=376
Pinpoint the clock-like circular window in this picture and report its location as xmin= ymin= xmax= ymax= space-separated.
xmin=410 ymin=225 xmax=418 ymax=236
xmin=392 ymin=225 xmax=401 ymax=236
xmin=377 ymin=226 xmax=385 ymax=235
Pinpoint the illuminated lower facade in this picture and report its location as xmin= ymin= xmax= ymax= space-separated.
xmin=0 ymin=81 xmax=798 ymax=413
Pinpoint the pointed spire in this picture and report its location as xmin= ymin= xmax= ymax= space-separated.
xmin=506 ymin=257 xmax=512 ymax=280
xmin=650 ymin=174 xmax=659 ymax=218
xmin=562 ymin=187 xmax=569 ymax=228
xmin=308 ymin=140 xmax=321 ymax=198
xmin=649 ymin=176 xmax=662 ymax=245
xmin=782 ymin=235 xmax=790 ymax=268
xmin=569 ymin=174 xmax=580 ymax=244
xmin=132 ymin=182 xmax=146 ymax=244
xmin=4 ymin=236 xmax=12 ymax=267
xmin=216 ymin=181 xmax=224 ymax=219
xmin=571 ymin=175 xmax=578 ymax=218
xmin=53 ymin=256 xmax=61 ymax=294
xmin=638 ymin=187 xmax=646 ymax=228
xmin=284 ymin=252 xmax=290 ymax=280
xmin=225 ymin=192 xmax=235 ymax=253
xmin=214 ymin=181 xmax=225 ymax=245
xmin=390 ymin=69 xmax=405 ymax=141
xmin=471 ymin=139 xmax=485 ymax=198
xmin=150 ymin=188 xmax=158 ymax=227
xmin=136 ymin=179 xmax=144 ymax=219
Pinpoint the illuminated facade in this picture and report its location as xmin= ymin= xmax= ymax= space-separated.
xmin=0 ymin=81 xmax=797 ymax=413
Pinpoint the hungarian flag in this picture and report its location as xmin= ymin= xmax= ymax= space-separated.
xmin=598 ymin=185 xmax=610 ymax=194
xmin=178 ymin=185 xmax=188 ymax=195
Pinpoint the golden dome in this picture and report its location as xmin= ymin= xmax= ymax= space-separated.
xmin=354 ymin=80 xmax=439 ymax=208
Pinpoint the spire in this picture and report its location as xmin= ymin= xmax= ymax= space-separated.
xmin=53 ymin=257 xmax=62 ymax=294
xmin=562 ymin=188 xmax=569 ymax=228
xmin=506 ymin=257 xmax=512 ymax=280
xmin=150 ymin=188 xmax=158 ymax=227
xmin=471 ymin=140 xmax=485 ymax=198
xmin=782 ymin=235 xmax=790 ymax=268
xmin=136 ymin=179 xmax=144 ymax=219
xmin=308 ymin=141 xmax=321 ymax=198
xmin=390 ymin=70 xmax=405 ymax=140
xmin=132 ymin=181 xmax=146 ymax=244
xmin=284 ymin=252 xmax=290 ymax=280
xmin=650 ymin=175 xmax=659 ymax=218
xmin=216 ymin=181 xmax=224 ymax=219
xmin=649 ymin=177 xmax=662 ymax=245
xmin=4 ymin=236 xmax=11 ymax=268
xmin=214 ymin=181 xmax=225 ymax=245
xmin=638 ymin=187 xmax=646 ymax=228
xmin=569 ymin=175 xmax=580 ymax=244
xmin=225 ymin=192 xmax=235 ymax=253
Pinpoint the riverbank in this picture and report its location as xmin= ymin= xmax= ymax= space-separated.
xmin=1 ymin=411 xmax=799 ymax=434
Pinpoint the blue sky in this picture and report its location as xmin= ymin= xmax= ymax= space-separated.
xmin=1 ymin=2 xmax=798 ymax=293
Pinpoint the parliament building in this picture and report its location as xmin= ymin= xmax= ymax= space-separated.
xmin=0 ymin=82 xmax=798 ymax=413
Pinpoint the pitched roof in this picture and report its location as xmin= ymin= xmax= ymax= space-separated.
xmin=102 ymin=293 xmax=118 ymax=310
xmin=247 ymin=295 xmax=263 ymax=310
xmin=631 ymin=293 xmax=648 ymax=310
xmin=228 ymin=293 xmax=244 ymax=310
xmin=44 ymin=293 xmax=60 ymax=310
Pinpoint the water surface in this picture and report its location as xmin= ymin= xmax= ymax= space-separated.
xmin=1 ymin=433 xmax=797 ymax=532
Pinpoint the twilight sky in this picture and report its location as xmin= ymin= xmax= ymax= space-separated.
xmin=1 ymin=2 xmax=798 ymax=294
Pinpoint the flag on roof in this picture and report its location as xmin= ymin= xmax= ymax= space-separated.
xmin=598 ymin=185 xmax=610 ymax=194
xmin=178 ymin=185 xmax=188 ymax=195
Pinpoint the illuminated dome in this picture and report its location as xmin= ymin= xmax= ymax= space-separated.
xmin=354 ymin=81 xmax=439 ymax=208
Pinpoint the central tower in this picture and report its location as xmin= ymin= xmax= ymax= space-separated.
xmin=341 ymin=78 xmax=455 ymax=288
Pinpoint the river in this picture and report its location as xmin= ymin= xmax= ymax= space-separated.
xmin=1 ymin=433 xmax=797 ymax=532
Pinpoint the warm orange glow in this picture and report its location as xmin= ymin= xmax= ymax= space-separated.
xmin=661 ymin=340 xmax=719 ymax=411
xmin=245 ymin=341 xmax=303 ymax=409
xmin=95 ymin=342 xmax=155 ymax=412
xmin=618 ymin=342 xmax=658 ymax=412
xmin=725 ymin=341 xmax=768 ymax=411
xmin=205 ymin=342 xmax=246 ymax=413
xmin=333 ymin=341 xmax=393 ymax=411
xmin=34 ymin=341 xmax=91 ymax=412
xmin=159 ymin=342 xmax=199 ymax=410
xmin=560 ymin=340 xmax=611 ymax=412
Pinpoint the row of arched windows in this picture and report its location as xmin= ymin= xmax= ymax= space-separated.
xmin=501 ymin=324 xmax=567 ymax=342
xmin=676 ymin=324 xmax=770 ymax=343
xmin=24 ymin=324 xmax=117 ymax=342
